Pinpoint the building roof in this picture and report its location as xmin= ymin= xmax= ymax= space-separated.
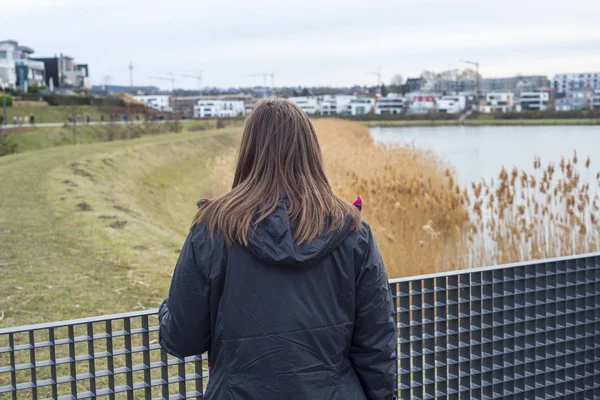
xmin=17 ymin=45 xmax=34 ymax=54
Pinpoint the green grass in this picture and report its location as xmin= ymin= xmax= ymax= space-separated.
xmin=3 ymin=105 xmax=103 ymax=124
xmin=3 ymin=120 xmax=219 ymax=154
xmin=362 ymin=118 xmax=600 ymax=127
xmin=0 ymin=126 xmax=241 ymax=328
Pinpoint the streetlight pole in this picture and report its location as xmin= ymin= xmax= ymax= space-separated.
xmin=1 ymin=80 xmax=6 ymax=126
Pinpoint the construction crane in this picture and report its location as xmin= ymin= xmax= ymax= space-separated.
xmin=149 ymin=76 xmax=175 ymax=92
xmin=159 ymin=71 xmax=203 ymax=93
xmin=244 ymin=72 xmax=275 ymax=96
xmin=459 ymin=59 xmax=480 ymax=98
xmin=366 ymin=66 xmax=382 ymax=92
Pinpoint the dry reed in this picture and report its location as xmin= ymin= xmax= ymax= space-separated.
xmin=206 ymin=119 xmax=600 ymax=278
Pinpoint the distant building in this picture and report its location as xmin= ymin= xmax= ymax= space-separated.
xmin=171 ymin=96 xmax=205 ymax=118
xmin=594 ymin=90 xmax=600 ymax=109
xmin=482 ymin=76 xmax=549 ymax=94
xmin=90 ymin=85 xmax=161 ymax=96
xmin=479 ymin=92 xmax=515 ymax=113
xmin=32 ymin=54 xmax=89 ymax=89
xmin=14 ymin=44 xmax=45 ymax=89
xmin=0 ymin=40 xmax=18 ymax=89
xmin=0 ymin=39 xmax=45 ymax=90
xmin=406 ymin=94 xmax=436 ymax=114
xmin=194 ymin=100 xmax=245 ymax=118
xmin=348 ymin=98 xmax=375 ymax=115
xmin=436 ymin=95 xmax=467 ymax=114
xmin=403 ymin=78 xmax=423 ymax=94
xmin=319 ymin=95 xmax=354 ymax=115
xmin=133 ymin=95 xmax=172 ymax=112
xmin=289 ymin=97 xmax=320 ymax=114
xmin=554 ymin=90 xmax=596 ymax=111
xmin=375 ymin=96 xmax=405 ymax=115
xmin=516 ymin=92 xmax=549 ymax=112
xmin=552 ymin=73 xmax=600 ymax=94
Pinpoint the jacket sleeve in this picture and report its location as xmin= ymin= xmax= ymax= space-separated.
xmin=350 ymin=222 xmax=397 ymax=400
xmin=159 ymin=228 xmax=211 ymax=358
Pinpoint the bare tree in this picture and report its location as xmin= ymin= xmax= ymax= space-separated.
xmin=390 ymin=74 xmax=404 ymax=87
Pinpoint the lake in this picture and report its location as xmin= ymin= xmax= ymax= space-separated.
xmin=369 ymin=125 xmax=600 ymax=186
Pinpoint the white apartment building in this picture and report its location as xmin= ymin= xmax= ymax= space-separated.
xmin=319 ymin=95 xmax=355 ymax=115
xmin=133 ymin=95 xmax=172 ymax=112
xmin=516 ymin=92 xmax=549 ymax=112
xmin=436 ymin=95 xmax=466 ymax=114
xmin=349 ymin=98 xmax=375 ymax=115
xmin=479 ymin=92 xmax=515 ymax=113
xmin=406 ymin=94 xmax=436 ymax=115
xmin=554 ymin=90 xmax=595 ymax=111
xmin=375 ymin=96 xmax=405 ymax=115
xmin=593 ymin=90 xmax=600 ymax=109
xmin=0 ymin=40 xmax=18 ymax=89
xmin=553 ymin=73 xmax=600 ymax=94
xmin=289 ymin=97 xmax=320 ymax=114
xmin=194 ymin=100 xmax=245 ymax=118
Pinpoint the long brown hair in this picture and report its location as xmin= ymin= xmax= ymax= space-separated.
xmin=191 ymin=98 xmax=361 ymax=245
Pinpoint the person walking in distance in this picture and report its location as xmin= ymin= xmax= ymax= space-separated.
xmin=159 ymin=98 xmax=397 ymax=400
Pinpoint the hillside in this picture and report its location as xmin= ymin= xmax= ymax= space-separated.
xmin=0 ymin=127 xmax=240 ymax=327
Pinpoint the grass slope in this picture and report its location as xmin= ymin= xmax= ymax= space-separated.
xmin=0 ymin=127 xmax=240 ymax=328
xmin=3 ymin=105 xmax=102 ymax=124
xmin=3 ymin=120 xmax=218 ymax=154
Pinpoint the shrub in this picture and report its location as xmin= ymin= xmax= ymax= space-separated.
xmin=0 ymin=132 xmax=18 ymax=156
xmin=0 ymin=94 xmax=13 ymax=107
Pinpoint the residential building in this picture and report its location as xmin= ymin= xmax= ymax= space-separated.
xmin=403 ymin=78 xmax=423 ymax=93
xmin=133 ymin=95 xmax=172 ymax=112
xmin=436 ymin=95 xmax=466 ymax=114
xmin=194 ymin=100 xmax=245 ymax=118
xmin=481 ymin=76 xmax=549 ymax=94
xmin=0 ymin=40 xmax=17 ymax=89
xmin=552 ymin=73 xmax=600 ymax=94
xmin=32 ymin=54 xmax=89 ymax=89
xmin=406 ymin=94 xmax=436 ymax=114
xmin=171 ymin=96 xmax=205 ymax=118
xmin=14 ymin=44 xmax=45 ymax=89
xmin=516 ymin=92 xmax=549 ymax=112
xmin=594 ymin=90 xmax=600 ymax=109
xmin=479 ymin=92 xmax=515 ymax=113
xmin=289 ymin=97 xmax=320 ymax=114
xmin=375 ymin=96 xmax=405 ymax=115
xmin=348 ymin=97 xmax=375 ymax=115
xmin=0 ymin=40 xmax=47 ymax=90
xmin=319 ymin=95 xmax=354 ymax=115
xmin=554 ymin=90 xmax=595 ymax=111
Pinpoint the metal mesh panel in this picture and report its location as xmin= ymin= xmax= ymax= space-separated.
xmin=391 ymin=254 xmax=600 ymax=399
xmin=1 ymin=253 xmax=599 ymax=399
xmin=0 ymin=311 xmax=206 ymax=399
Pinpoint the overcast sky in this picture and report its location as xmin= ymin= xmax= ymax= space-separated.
xmin=4 ymin=0 xmax=600 ymax=90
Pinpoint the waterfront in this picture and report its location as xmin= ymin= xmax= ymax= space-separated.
xmin=370 ymin=125 xmax=600 ymax=186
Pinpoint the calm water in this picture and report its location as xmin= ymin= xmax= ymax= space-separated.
xmin=370 ymin=125 xmax=600 ymax=186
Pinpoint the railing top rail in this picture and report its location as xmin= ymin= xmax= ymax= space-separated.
xmin=388 ymin=251 xmax=600 ymax=283
xmin=0 ymin=308 xmax=159 ymax=335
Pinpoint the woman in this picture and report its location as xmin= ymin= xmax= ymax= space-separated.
xmin=159 ymin=98 xmax=397 ymax=399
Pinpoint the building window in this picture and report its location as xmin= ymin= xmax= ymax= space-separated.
xmin=0 ymin=51 xmax=7 ymax=59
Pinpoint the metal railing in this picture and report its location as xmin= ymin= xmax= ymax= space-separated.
xmin=1 ymin=252 xmax=600 ymax=399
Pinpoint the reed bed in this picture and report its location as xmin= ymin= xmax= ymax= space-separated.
xmin=206 ymin=119 xmax=600 ymax=278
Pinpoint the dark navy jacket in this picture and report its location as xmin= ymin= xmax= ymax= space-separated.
xmin=159 ymin=199 xmax=397 ymax=399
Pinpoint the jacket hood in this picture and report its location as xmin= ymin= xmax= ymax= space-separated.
xmin=245 ymin=195 xmax=355 ymax=267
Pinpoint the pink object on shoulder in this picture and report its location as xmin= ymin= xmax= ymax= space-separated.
xmin=352 ymin=196 xmax=362 ymax=212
